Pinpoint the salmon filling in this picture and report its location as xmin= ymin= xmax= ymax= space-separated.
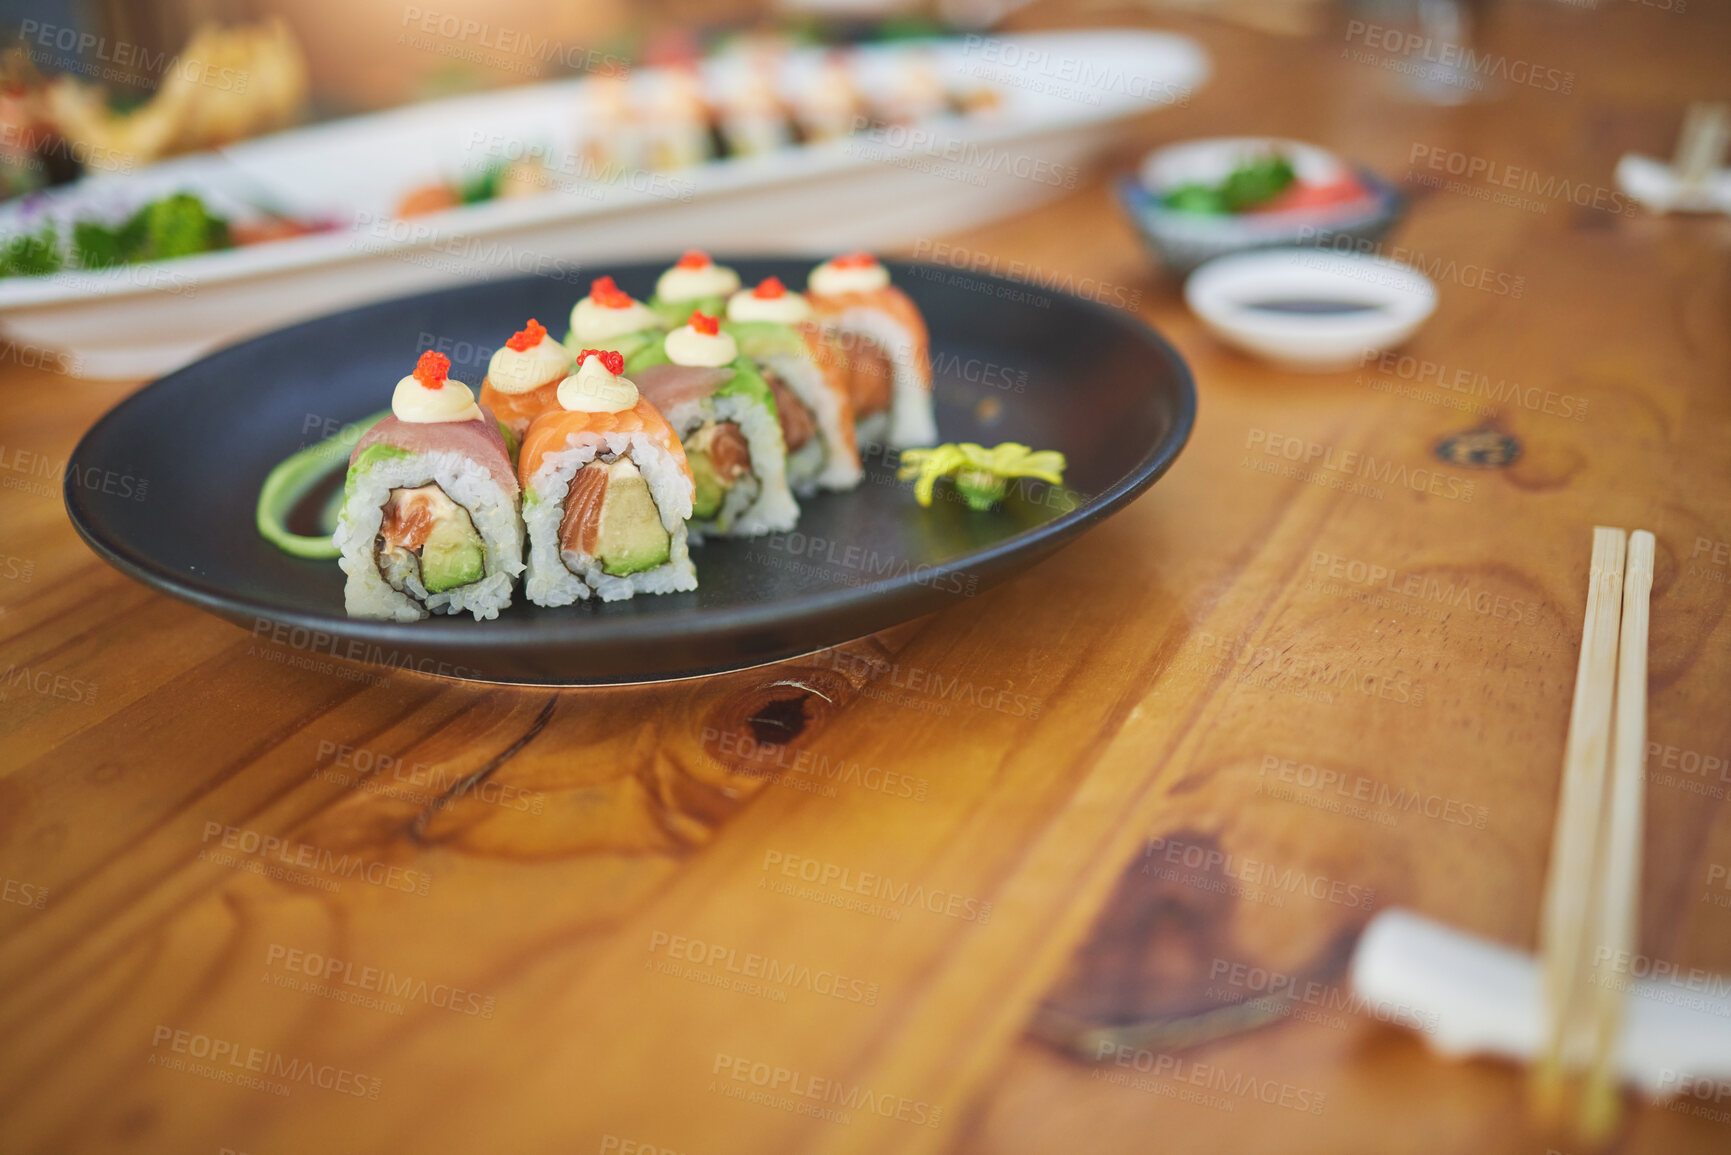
xmin=685 ymin=421 xmax=753 ymax=521
xmin=763 ymin=369 xmax=816 ymax=452
xmin=558 ymin=454 xmax=672 ymax=577
xmin=845 ymin=336 xmax=894 ymax=417
xmin=376 ymin=484 xmax=485 ymax=595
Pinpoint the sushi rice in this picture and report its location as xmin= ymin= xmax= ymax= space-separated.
xmin=750 ymin=348 xmax=860 ymax=495
xmin=659 ymin=389 xmax=796 ymax=539
xmin=523 ymin=430 xmax=697 ymax=604
xmin=335 ymin=448 xmax=524 ymax=622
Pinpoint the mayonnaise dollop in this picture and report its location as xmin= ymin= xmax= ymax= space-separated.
xmin=727 ymin=286 xmax=812 ymax=325
xmin=557 ymin=354 xmax=640 ymax=413
xmin=393 ymin=375 xmax=482 ymax=424
xmin=571 ymin=295 xmax=660 ymax=343
xmin=809 ymin=254 xmax=890 ymax=296
xmin=657 ymin=258 xmax=741 ymax=303
xmin=486 ymin=333 xmax=572 ymax=395
xmin=665 ymin=322 xmax=739 ymax=367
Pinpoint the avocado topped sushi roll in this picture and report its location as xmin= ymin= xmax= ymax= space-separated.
xmin=519 ymin=349 xmax=698 ymax=604
xmin=725 ymin=276 xmax=861 ymax=494
xmin=647 ymin=250 xmax=740 ymax=330
xmin=335 ymin=351 xmax=525 ymax=621
xmin=565 ymin=276 xmax=664 ymax=365
xmin=628 ymin=312 xmax=799 ymax=539
xmin=479 ymin=318 xmax=574 ymax=442
xmin=807 ymin=252 xmax=937 ymax=449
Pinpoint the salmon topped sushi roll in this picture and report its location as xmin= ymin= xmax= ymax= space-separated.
xmin=725 ymin=276 xmax=861 ymax=494
xmin=335 ymin=352 xmax=525 ymax=621
xmin=519 ymin=349 xmax=697 ymax=604
xmin=479 ymin=318 xmax=574 ymax=442
xmin=806 ymin=252 xmax=937 ymax=449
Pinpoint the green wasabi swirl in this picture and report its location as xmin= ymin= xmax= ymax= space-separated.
xmin=255 ymin=410 xmax=389 ymax=559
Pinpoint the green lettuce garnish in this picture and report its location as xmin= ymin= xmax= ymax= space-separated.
xmin=1 ymin=192 xmax=231 ymax=279
xmin=1161 ymin=153 xmax=1296 ymax=215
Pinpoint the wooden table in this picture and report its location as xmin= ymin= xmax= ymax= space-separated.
xmin=4 ymin=3 xmax=1731 ymax=1152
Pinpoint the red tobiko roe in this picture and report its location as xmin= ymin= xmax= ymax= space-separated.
xmin=832 ymin=251 xmax=877 ymax=269
xmin=590 ymin=276 xmax=633 ymax=308
xmin=675 ymin=249 xmax=712 ymax=270
xmin=752 ymin=276 xmax=787 ymax=299
xmin=505 ymin=318 xmax=547 ymax=351
xmin=578 ymin=348 xmax=626 ymax=375
xmin=688 ymin=311 xmax=720 ymax=336
xmin=413 ymin=350 xmax=450 ymax=389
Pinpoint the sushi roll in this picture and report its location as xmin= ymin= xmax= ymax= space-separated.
xmin=875 ymin=52 xmax=950 ymax=126
xmin=642 ymin=66 xmax=714 ymax=171
xmin=719 ymin=65 xmax=794 ymax=157
xmin=796 ymin=52 xmax=865 ymax=142
xmin=806 ymin=252 xmax=937 ymax=449
xmin=579 ymin=71 xmax=644 ymax=174
xmin=565 ymin=276 xmax=664 ymax=365
xmin=479 ymin=318 xmax=574 ymax=442
xmin=335 ymin=351 xmax=525 ymax=622
xmin=519 ymin=350 xmax=697 ymax=604
xmin=628 ymin=311 xmax=799 ymax=539
xmin=725 ymin=276 xmax=861 ymax=494
xmin=647 ymin=250 xmax=740 ymax=330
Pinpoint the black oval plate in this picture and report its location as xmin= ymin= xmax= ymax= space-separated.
xmin=65 ymin=258 xmax=1194 ymax=685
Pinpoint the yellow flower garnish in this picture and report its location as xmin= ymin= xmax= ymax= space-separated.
xmin=896 ymin=442 xmax=1068 ymax=510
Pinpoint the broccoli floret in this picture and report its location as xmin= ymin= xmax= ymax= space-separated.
xmin=130 ymin=193 xmax=230 ymax=261
xmin=1 ymin=223 xmax=64 ymax=277
xmin=72 ymin=219 xmax=134 ymax=268
xmin=2 ymin=191 xmax=236 ymax=278
xmin=459 ymin=161 xmax=510 ymax=204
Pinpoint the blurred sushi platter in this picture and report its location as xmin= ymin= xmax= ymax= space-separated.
xmin=0 ymin=29 xmax=1207 ymax=378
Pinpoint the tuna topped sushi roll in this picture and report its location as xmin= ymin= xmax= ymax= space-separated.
xmin=647 ymin=250 xmax=740 ymax=330
xmin=628 ymin=312 xmax=798 ymax=539
xmin=479 ymin=318 xmax=573 ymax=442
xmin=725 ymin=276 xmax=861 ymax=495
xmin=566 ymin=276 xmax=664 ymax=365
xmin=519 ymin=350 xmax=698 ymax=604
xmin=335 ymin=351 xmax=525 ymax=622
xmin=807 ymin=252 xmax=937 ymax=449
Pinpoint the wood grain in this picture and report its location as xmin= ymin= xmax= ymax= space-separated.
xmin=5 ymin=2 xmax=1731 ymax=1153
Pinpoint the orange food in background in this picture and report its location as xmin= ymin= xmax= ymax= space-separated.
xmin=397 ymin=183 xmax=461 ymax=218
xmin=1250 ymin=175 xmax=1370 ymax=214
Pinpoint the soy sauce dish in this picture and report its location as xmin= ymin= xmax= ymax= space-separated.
xmin=1183 ymin=249 xmax=1438 ymax=371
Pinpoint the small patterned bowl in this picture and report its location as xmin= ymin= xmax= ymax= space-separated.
xmin=1119 ymin=136 xmax=1406 ymax=277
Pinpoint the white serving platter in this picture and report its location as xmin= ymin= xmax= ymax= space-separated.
xmin=0 ymin=29 xmax=1207 ymax=379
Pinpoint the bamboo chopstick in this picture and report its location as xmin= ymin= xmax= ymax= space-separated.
xmin=1533 ymin=526 xmax=1627 ymax=1119
xmin=1579 ymin=529 xmax=1655 ymax=1138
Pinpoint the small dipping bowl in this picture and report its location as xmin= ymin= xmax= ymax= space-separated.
xmin=1183 ymin=249 xmax=1438 ymax=372
xmin=1119 ymin=136 xmax=1405 ymax=276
